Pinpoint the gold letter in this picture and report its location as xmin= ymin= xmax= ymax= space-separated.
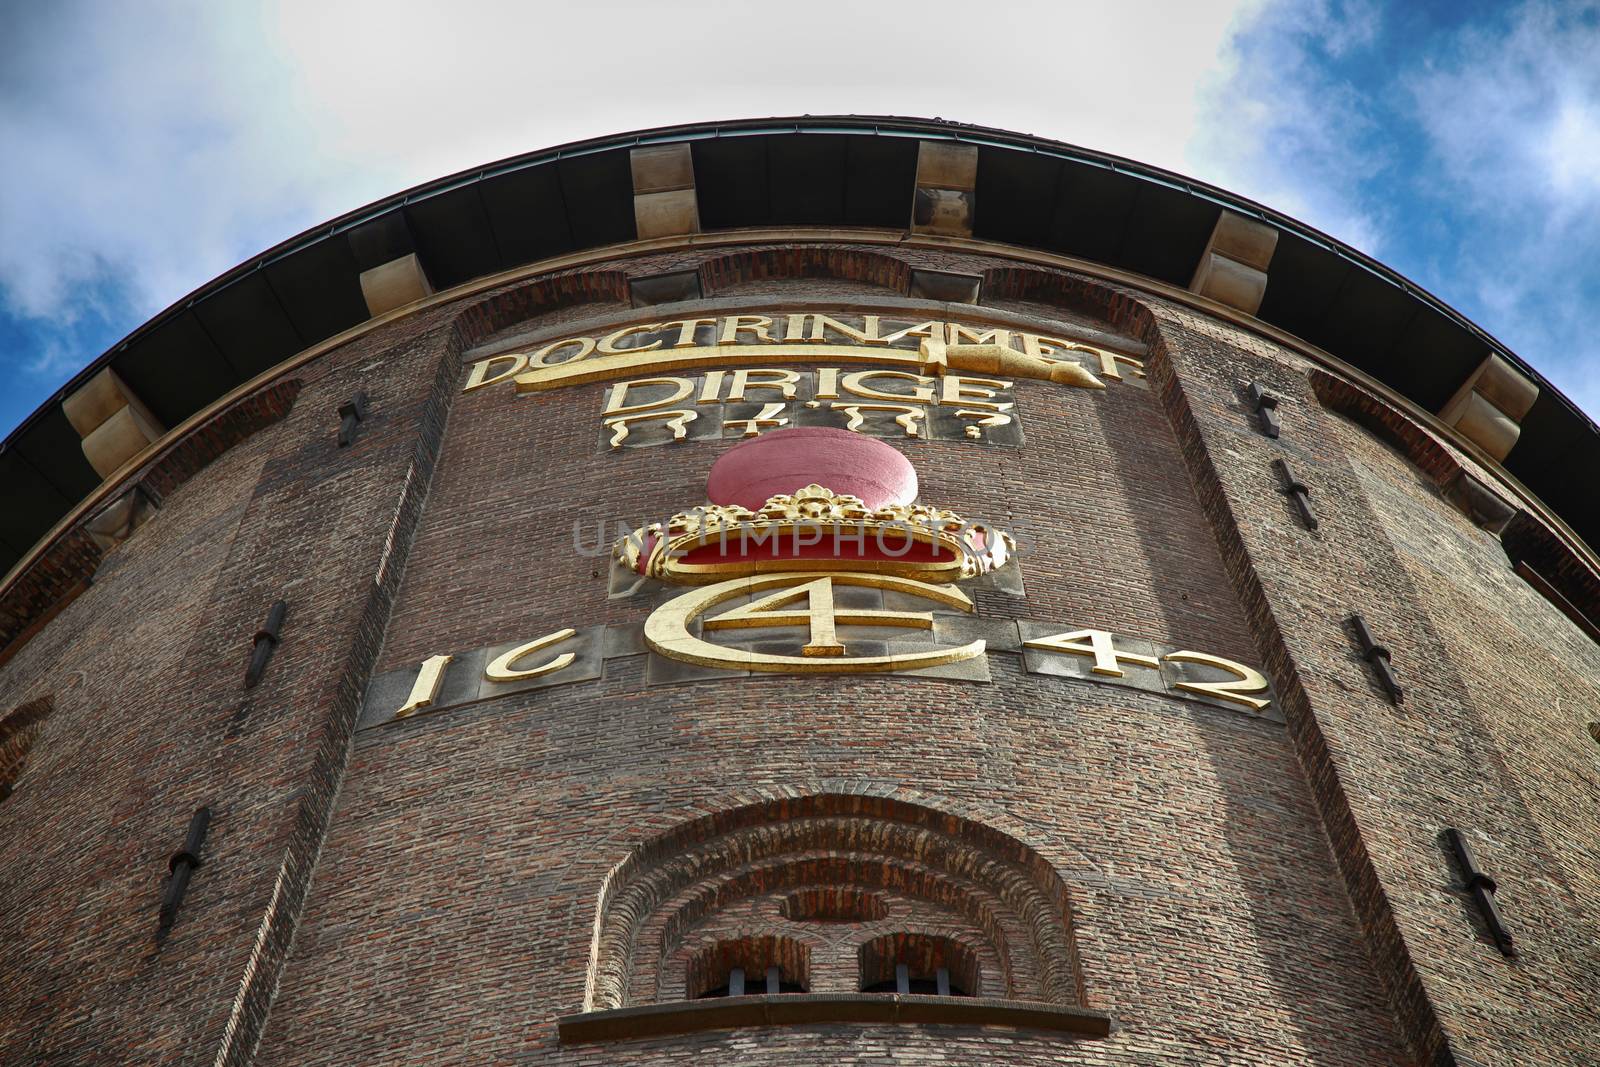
xmin=815 ymin=367 xmax=841 ymax=399
xmin=947 ymin=323 xmax=1011 ymax=348
xmin=718 ymin=315 xmax=773 ymax=344
xmin=485 ymin=629 xmax=577 ymax=682
xmin=603 ymin=409 xmax=698 ymax=448
xmin=728 ymin=368 xmax=800 ymax=401
xmin=396 ymin=653 xmax=453 ymax=718
xmin=660 ymin=318 xmax=717 ymax=348
xmin=832 ymin=402 xmax=926 ymax=437
xmin=807 ymin=314 xmax=882 ymax=345
xmin=1091 ymin=348 xmax=1146 ymax=381
xmin=1023 ymin=629 xmax=1159 ymax=677
xmin=841 ymin=370 xmax=935 ymax=404
xmin=645 ymin=572 xmax=985 ymax=673
xmin=603 ymin=376 xmax=695 ymax=415
xmin=597 ymin=323 xmax=663 ymax=355
xmin=725 ymin=402 xmax=790 ymax=437
xmin=529 ymin=335 xmax=597 ymax=368
xmin=1163 ymin=650 xmax=1272 ymax=711
xmin=698 ymin=370 xmax=726 ymax=404
xmin=880 ymin=320 xmax=944 ymax=345
xmin=463 ymin=353 xmax=529 ymax=392
xmin=939 ymin=374 xmax=1013 ymax=413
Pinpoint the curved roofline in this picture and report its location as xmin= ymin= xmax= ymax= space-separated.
xmin=2 ymin=115 xmax=1595 ymax=573
xmin=8 ymin=114 xmax=1590 ymax=452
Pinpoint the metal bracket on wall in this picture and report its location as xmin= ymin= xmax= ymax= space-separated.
xmin=1348 ymin=613 xmax=1403 ymax=704
xmin=1272 ymin=458 xmax=1318 ymax=530
xmin=157 ymin=806 xmax=211 ymax=939
xmin=1247 ymin=382 xmax=1280 ymax=438
xmin=1445 ymin=828 xmax=1515 ymax=957
xmin=245 ymin=600 xmax=287 ymax=688
xmin=337 ymin=391 xmax=369 ymax=447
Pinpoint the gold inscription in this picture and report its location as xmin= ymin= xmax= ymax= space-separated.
xmin=459 ymin=312 xmax=1140 ymax=395
xmin=485 ymin=628 xmax=578 ymax=682
xmin=1162 ymin=649 xmax=1271 ymax=710
xmin=1023 ymin=629 xmax=1160 ymax=677
xmin=645 ymin=572 xmax=986 ymax=673
xmin=395 ymin=653 xmax=453 ymax=718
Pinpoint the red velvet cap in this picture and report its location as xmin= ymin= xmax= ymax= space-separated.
xmin=706 ymin=427 xmax=917 ymax=510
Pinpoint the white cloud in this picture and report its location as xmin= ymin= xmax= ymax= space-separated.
xmin=0 ymin=0 xmax=1255 ymax=347
xmin=0 ymin=6 xmax=331 ymax=323
xmin=1188 ymin=0 xmax=1599 ymax=421
xmin=1403 ymin=1 xmax=1600 ymax=420
xmin=1542 ymin=96 xmax=1600 ymax=206
xmin=1185 ymin=0 xmax=1391 ymax=255
xmin=1406 ymin=2 xmax=1600 ymax=218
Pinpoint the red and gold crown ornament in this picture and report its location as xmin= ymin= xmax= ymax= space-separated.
xmin=614 ymin=428 xmax=1015 ymax=585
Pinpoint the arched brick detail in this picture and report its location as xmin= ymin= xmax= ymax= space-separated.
xmin=450 ymin=270 xmax=630 ymax=348
xmin=1309 ymin=369 xmax=1462 ymax=485
xmin=859 ymin=932 xmax=979 ymax=995
xmin=698 ymin=248 xmax=911 ymax=296
xmin=982 ymin=267 xmax=1157 ymax=338
xmin=582 ymin=793 xmax=1085 ymax=1012
xmin=780 ymin=888 xmax=886 ymax=923
xmin=686 ymin=936 xmax=811 ymax=997
xmin=0 ymin=696 xmax=52 ymax=801
xmin=647 ymin=854 xmax=1027 ymax=1000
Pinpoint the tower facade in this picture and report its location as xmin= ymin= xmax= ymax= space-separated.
xmin=1 ymin=119 xmax=1596 ymax=1066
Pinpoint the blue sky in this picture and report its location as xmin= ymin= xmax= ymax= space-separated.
xmin=2 ymin=0 xmax=1597 ymax=441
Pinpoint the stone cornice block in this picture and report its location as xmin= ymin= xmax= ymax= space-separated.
xmin=359 ymin=253 xmax=434 ymax=317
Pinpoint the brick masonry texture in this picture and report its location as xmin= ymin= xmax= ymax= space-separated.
xmin=0 ymin=237 xmax=1595 ymax=1067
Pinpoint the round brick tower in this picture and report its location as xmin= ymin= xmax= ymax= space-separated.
xmin=1 ymin=118 xmax=1596 ymax=1067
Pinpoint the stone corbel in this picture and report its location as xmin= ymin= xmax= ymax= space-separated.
xmin=62 ymin=367 xmax=165 ymax=479
xmin=1189 ymin=210 xmax=1278 ymax=315
xmin=631 ymin=144 xmax=700 ymax=239
xmin=84 ymin=486 xmax=157 ymax=552
xmin=359 ymin=253 xmax=434 ymax=317
xmin=911 ymin=142 xmax=977 ymax=238
xmin=1438 ymin=354 xmax=1539 ymax=462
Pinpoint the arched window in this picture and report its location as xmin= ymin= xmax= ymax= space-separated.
xmin=859 ymin=933 xmax=977 ymax=997
xmin=0 ymin=696 xmax=51 ymax=803
xmin=559 ymin=794 xmax=1112 ymax=1043
xmin=688 ymin=936 xmax=808 ymax=998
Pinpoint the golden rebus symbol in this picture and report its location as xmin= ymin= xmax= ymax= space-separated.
xmin=644 ymin=572 xmax=986 ymax=673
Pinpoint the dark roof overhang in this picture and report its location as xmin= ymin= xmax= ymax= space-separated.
xmin=2 ymin=115 xmax=1594 ymax=572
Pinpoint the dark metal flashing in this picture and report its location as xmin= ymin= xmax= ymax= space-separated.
xmin=556 ymin=993 xmax=1114 ymax=1044
xmin=1 ymin=115 xmax=1595 ymax=570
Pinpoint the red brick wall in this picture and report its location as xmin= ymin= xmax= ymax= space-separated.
xmin=1143 ymin=300 xmax=1600 ymax=1065
xmin=0 ymin=312 xmax=465 ymax=1065
xmin=6 ymin=236 xmax=1595 ymax=1067
xmin=254 ymin=259 xmax=1408 ymax=1065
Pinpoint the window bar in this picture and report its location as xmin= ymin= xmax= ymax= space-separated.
xmin=765 ymin=966 xmax=780 ymax=994
xmin=936 ymin=967 xmax=951 ymax=997
xmin=245 ymin=600 xmax=288 ymax=688
xmin=1349 ymin=613 xmax=1403 ymax=704
xmin=895 ymin=963 xmax=910 ymax=995
xmin=728 ymin=967 xmax=745 ymax=996
xmin=1247 ymin=382 xmax=1281 ymax=438
xmin=1272 ymin=458 xmax=1318 ymax=530
xmin=1445 ymin=828 xmax=1515 ymax=957
xmin=337 ymin=391 xmax=369 ymax=447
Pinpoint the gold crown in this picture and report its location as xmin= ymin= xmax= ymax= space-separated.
xmin=615 ymin=484 xmax=1014 ymax=585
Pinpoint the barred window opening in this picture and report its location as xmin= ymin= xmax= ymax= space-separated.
xmin=687 ymin=937 xmax=810 ymax=999
xmin=859 ymin=934 xmax=979 ymax=998
xmin=0 ymin=697 xmax=52 ymax=803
